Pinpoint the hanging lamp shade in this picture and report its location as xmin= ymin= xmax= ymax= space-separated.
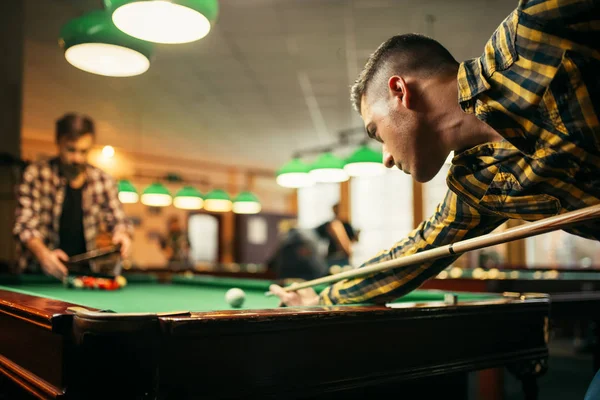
xmin=173 ymin=186 xmax=204 ymax=210
xmin=204 ymin=189 xmax=232 ymax=212
xmin=232 ymin=191 xmax=261 ymax=214
xmin=343 ymin=145 xmax=385 ymax=177
xmin=108 ymin=0 xmax=219 ymax=44
xmin=276 ymin=158 xmax=314 ymax=188
xmin=59 ymin=10 xmax=153 ymax=77
xmin=117 ymin=180 xmax=139 ymax=204
xmin=141 ymin=183 xmax=172 ymax=207
xmin=309 ymin=152 xmax=348 ymax=183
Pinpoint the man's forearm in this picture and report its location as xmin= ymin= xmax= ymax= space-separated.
xmin=26 ymin=237 xmax=49 ymax=261
xmin=328 ymin=220 xmax=352 ymax=256
xmin=318 ymin=190 xmax=507 ymax=305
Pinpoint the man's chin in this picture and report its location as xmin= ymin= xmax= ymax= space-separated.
xmin=412 ymin=169 xmax=439 ymax=183
xmin=60 ymin=164 xmax=85 ymax=180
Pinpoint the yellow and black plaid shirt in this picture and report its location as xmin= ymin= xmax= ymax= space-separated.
xmin=320 ymin=0 xmax=600 ymax=305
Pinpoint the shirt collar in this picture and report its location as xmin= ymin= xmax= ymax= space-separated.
xmin=457 ymin=59 xmax=491 ymax=114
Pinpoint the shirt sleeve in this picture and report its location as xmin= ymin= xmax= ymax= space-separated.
xmin=519 ymin=0 xmax=600 ymax=36
xmin=100 ymin=174 xmax=133 ymax=237
xmin=315 ymin=222 xmax=329 ymax=239
xmin=13 ymin=164 xmax=44 ymax=244
xmin=318 ymin=190 xmax=507 ymax=305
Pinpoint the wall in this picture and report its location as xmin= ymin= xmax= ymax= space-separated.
xmin=0 ymin=2 xmax=24 ymax=270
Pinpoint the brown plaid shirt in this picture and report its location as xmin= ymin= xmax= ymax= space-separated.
xmin=13 ymin=157 xmax=132 ymax=272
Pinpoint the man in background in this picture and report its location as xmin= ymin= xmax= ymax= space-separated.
xmin=267 ymin=219 xmax=328 ymax=281
xmin=13 ymin=113 xmax=132 ymax=279
xmin=315 ymin=203 xmax=359 ymax=267
xmin=159 ymin=215 xmax=191 ymax=270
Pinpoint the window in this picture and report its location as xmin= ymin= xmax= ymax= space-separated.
xmin=350 ymin=170 xmax=413 ymax=266
xmin=188 ymin=213 xmax=219 ymax=263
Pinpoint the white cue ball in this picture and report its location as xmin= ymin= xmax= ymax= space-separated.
xmin=225 ymin=288 xmax=246 ymax=308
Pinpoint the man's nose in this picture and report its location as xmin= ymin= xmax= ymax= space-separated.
xmin=382 ymin=146 xmax=395 ymax=168
xmin=73 ymin=153 xmax=85 ymax=164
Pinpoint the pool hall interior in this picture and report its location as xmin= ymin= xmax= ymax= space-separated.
xmin=0 ymin=1 xmax=599 ymax=399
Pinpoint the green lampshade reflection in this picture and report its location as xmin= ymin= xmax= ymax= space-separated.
xmin=232 ymin=191 xmax=261 ymax=214
xmin=204 ymin=189 xmax=232 ymax=212
xmin=344 ymin=146 xmax=385 ymax=177
xmin=59 ymin=10 xmax=153 ymax=77
xmin=141 ymin=183 xmax=172 ymax=207
xmin=173 ymin=185 xmax=204 ymax=210
xmin=309 ymin=152 xmax=348 ymax=183
xmin=108 ymin=0 xmax=219 ymax=44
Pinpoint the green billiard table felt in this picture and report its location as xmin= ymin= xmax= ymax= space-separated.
xmin=0 ymin=274 xmax=498 ymax=313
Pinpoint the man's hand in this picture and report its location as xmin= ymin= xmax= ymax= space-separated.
xmin=112 ymin=231 xmax=131 ymax=258
xmin=39 ymin=249 xmax=69 ymax=280
xmin=269 ymin=284 xmax=320 ymax=307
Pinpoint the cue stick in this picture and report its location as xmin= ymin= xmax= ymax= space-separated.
xmin=68 ymin=244 xmax=122 ymax=264
xmin=265 ymin=203 xmax=600 ymax=296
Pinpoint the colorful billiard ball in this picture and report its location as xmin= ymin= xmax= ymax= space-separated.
xmin=115 ymin=275 xmax=127 ymax=288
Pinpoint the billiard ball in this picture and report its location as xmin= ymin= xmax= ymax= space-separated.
xmin=63 ymin=276 xmax=84 ymax=289
xmin=329 ymin=265 xmax=341 ymax=275
xmin=115 ymin=275 xmax=127 ymax=287
xmin=82 ymin=276 xmax=95 ymax=289
xmin=472 ymin=267 xmax=484 ymax=279
xmin=449 ymin=267 xmax=463 ymax=278
xmin=73 ymin=278 xmax=84 ymax=289
xmin=225 ymin=288 xmax=245 ymax=308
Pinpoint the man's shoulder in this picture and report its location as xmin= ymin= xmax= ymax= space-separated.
xmin=22 ymin=158 xmax=58 ymax=181
xmin=86 ymin=164 xmax=116 ymax=184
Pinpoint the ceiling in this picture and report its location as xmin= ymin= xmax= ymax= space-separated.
xmin=22 ymin=0 xmax=517 ymax=171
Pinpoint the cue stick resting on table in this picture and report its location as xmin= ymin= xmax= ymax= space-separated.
xmin=65 ymin=244 xmax=123 ymax=278
xmin=266 ymin=203 xmax=600 ymax=297
xmin=67 ymin=244 xmax=122 ymax=264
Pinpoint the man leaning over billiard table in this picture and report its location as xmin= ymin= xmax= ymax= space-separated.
xmin=270 ymin=0 xmax=600 ymax=306
xmin=12 ymin=113 xmax=132 ymax=280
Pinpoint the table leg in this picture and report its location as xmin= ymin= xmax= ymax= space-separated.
xmin=521 ymin=377 xmax=538 ymax=400
xmin=593 ymin=320 xmax=600 ymax=373
xmin=507 ymin=358 xmax=547 ymax=400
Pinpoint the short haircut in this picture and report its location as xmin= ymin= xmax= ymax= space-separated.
xmin=55 ymin=113 xmax=95 ymax=142
xmin=350 ymin=33 xmax=458 ymax=113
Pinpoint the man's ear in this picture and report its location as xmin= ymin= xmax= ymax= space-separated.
xmin=388 ymin=76 xmax=411 ymax=109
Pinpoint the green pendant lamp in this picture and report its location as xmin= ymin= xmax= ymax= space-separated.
xmin=141 ymin=182 xmax=172 ymax=207
xmin=107 ymin=0 xmax=219 ymax=44
xmin=59 ymin=10 xmax=153 ymax=77
xmin=232 ymin=191 xmax=261 ymax=214
xmin=204 ymin=189 xmax=232 ymax=212
xmin=276 ymin=158 xmax=314 ymax=188
xmin=117 ymin=180 xmax=139 ymax=204
xmin=309 ymin=152 xmax=348 ymax=183
xmin=173 ymin=186 xmax=204 ymax=210
xmin=344 ymin=145 xmax=385 ymax=177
